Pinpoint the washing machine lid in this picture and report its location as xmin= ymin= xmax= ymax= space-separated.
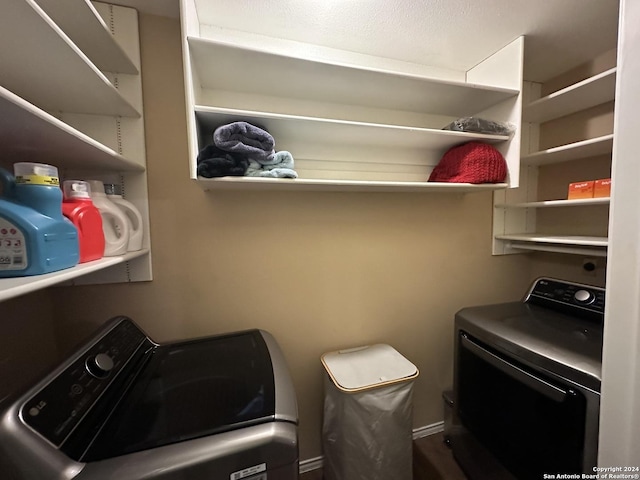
xmin=80 ymin=330 xmax=276 ymax=461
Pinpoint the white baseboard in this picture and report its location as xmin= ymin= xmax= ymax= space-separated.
xmin=412 ymin=421 xmax=445 ymax=439
xmin=299 ymin=456 xmax=324 ymax=474
xmin=298 ymin=421 xmax=445 ymax=474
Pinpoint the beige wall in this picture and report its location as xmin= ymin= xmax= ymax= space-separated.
xmin=48 ymin=14 xmax=535 ymax=459
xmin=0 ymin=291 xmax=58 ymax=402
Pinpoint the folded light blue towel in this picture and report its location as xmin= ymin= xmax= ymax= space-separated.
xmin=214 ymin=121 xmax=275 ymax=164
xmin=245 ymin=151 xmax=298 ymax=178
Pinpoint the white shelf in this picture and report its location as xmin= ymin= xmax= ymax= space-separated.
xmin=495 ymin=233 xmax=608 ymax=247
xmin=0 ymin=3 xmax=152 ymax=301
xmin=0 ymin=86 xmax=144 ymax=173
xmin=182 ymin=2 xmax=523 ymax=192
xmin=195 ymin=106 xmax=509 ymax=149
xmin=0 ymin=250 xmax=149 ymax=303
xmin=496 ymin=234 xmax=608 ymax=257
xmin=495 ymin=197 xmax=610 ymax=208
xmin=188 ymin=36 xmax=519 ymax=118
xmin=195 ymin=106 xmax=511 ymax=185
xmin=0 ymin=0 xmax=139 ymax=117
xmin=523 ymin=68 xmax=617 ymax=123
xmin=198 ymin=176 xmax=508 ymax=193
xmin=34 ymin=0 xmax=138 ymax=74
xmin=505 ymin=243 xmax=608 ymax=257
xmin=522 ymin=134 xmax=614 ymax=166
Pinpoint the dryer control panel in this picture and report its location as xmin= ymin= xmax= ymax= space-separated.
xmin=525 ymin=277 xmax=605 ymax=321
xmin=20 ymin=318 xmax=148 ymax=447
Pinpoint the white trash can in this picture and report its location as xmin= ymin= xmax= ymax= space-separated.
xmin=321 ymin=344 xmax=419 ymax=480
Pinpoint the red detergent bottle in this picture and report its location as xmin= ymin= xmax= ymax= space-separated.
xmin=62 ymin=180 xmax=105 ymax=263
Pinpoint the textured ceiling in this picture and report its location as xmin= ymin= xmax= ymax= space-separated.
xmin=113 ymin=0 xmax=619 ymax=82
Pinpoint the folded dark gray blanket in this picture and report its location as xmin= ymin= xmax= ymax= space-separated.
xmin=214 ymin=121 xmax=275 ymax=164
xmin=246 ymin=151 xmax=298 ymax=178
xmin=196 ymin=144 xmax=249 ymax=178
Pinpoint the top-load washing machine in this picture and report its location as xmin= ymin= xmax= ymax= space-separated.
xmin=0 ymin=316 xmax=298 ymax=480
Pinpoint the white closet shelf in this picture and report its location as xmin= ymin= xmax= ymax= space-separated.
xmin=523 ymin=68 xmax=616 ymax=123
xmin=506 ymin=243 xmax=608 ymax=257
xmin=495 ymin=234 xmax=607 ymax=246
xmin=521 ymin=134 xmax=614 ymax=166
xmin=34 ymin=0 xmax=138 ymax=74
xmin=188 ymin=37 xmax=519 ymax=118
xmin=0 ymin=0 xmax=139 ymax=118
xmin=0 ymin=250 xmax=149 ymax=303
xmin=0 ymin=87 xmax=144 ymax=173
xmin=195 ymin=106 xmax=510 ymax=151
xmin=197 ymin=177 xmax=508 ymax=193
xmin=495 ymin=198 xmax=610 ymax=208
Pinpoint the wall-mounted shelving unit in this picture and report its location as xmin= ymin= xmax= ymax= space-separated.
xmin=0 ymin=0 xmax=151 ymax=303
xmin=180 ymin=0 xmax=524 ymax=193
xmin=493 ymin=63 xmax=615 ymax=256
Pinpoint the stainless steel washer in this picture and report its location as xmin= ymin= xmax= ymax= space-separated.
xmin=0 ymin=316 xmax=298 ymax=480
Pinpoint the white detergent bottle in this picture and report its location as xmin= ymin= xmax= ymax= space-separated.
xmin=104 ymin=184 xmax=143 ymax=252
xmin=87 ymin=180 xmax=130 ymax=257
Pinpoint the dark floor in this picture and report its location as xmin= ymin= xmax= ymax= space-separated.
xmin=300 ymin=432 xmax=467 ymax=480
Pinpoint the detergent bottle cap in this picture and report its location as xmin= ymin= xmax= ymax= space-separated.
xmin=103 ymin=183 xmax=123 ymax=197
xmin=63 ymin=180 xmax=92 ymax=200
xmin=86 ymin=180 xmax=107 ymax=196
xmin=13 ymin=162 xmax=59 ymax=186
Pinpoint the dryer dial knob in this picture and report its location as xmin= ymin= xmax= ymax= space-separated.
xmin=574 ymin=289 xmax=594 ymax=305
xmin=86 ymin=353 xmax=114 ymax=378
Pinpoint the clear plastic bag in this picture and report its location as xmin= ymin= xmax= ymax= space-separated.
xmin=442 ymin=117 xmax=515 ymax=136
xmin=322 ymin=376 xmax=414 ymax=480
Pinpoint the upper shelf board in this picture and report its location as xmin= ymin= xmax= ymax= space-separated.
xmin=194 ymin=106 xmax=511 ymax=152
xmin=0 ymin=86 xmax=144 ymax=172
xmin=0 ymin=0 xmax=139 ymax=117
xmin=34 ymin=0 xmax=138 ymax=74
xmin=522 ymin=134 xmax=614 ymax=166
xmin=523 ymin=68 xmax=617 ymax=123
xmin=197 ymin=177 xmax=508 ymax=193
xmin=188 ymin=37 xmax=519 ymax=118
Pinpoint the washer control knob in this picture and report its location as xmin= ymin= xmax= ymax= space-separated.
xmin=574 ymin=289 xmax=594 ymax=304
xmin=86 ymin=353 xmax=114 ymax=378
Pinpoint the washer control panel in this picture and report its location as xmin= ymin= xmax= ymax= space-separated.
xmin=21 ymin=318 xmax=147 ymax=447
xmin=525 ymin=277 xmax=605 ymax=320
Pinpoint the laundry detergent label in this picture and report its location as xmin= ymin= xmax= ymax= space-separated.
xmin=230 ymin=463 xmax=267 ymax=480
xmin=15 ymin=174 xmax=60 ymax=186
xmin=0 ymin=218 xmax=27 ymax=270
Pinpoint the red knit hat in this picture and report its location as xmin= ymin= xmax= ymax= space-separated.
xmin=428 ymin=141 xmax=507 ymax=184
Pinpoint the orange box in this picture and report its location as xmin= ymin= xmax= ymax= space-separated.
xmin=593 ymin=178 xmax=611 ymax=198
xmin=568 ymin=181 xmax=595 ymax=200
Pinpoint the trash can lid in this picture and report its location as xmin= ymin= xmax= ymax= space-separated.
xmin=321 ymin=344 xmax=419 ymax=392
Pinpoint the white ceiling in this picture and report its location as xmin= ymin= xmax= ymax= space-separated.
xmin=112 ymin=0 xmax=619 ymax=82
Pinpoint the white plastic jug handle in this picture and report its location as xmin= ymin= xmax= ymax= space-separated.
xmin=102 ymin=210 xmax=130 ymax=251
xmin=117 ymin=200 xmax=143 ymax=231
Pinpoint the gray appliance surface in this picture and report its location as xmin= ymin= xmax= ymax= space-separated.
xmin=456 ymin=301 xmax=603 ymax=391
xmin=452 ymin=277 xmax=605 ymax=479
xmin=455 ymin=277 xmax=604 ymax=391
xmin=0 ymin=316 xmax=298 ymax=480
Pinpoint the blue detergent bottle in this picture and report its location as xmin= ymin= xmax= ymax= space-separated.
xmin=0 ymin=162 xmax=79 ymax=277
